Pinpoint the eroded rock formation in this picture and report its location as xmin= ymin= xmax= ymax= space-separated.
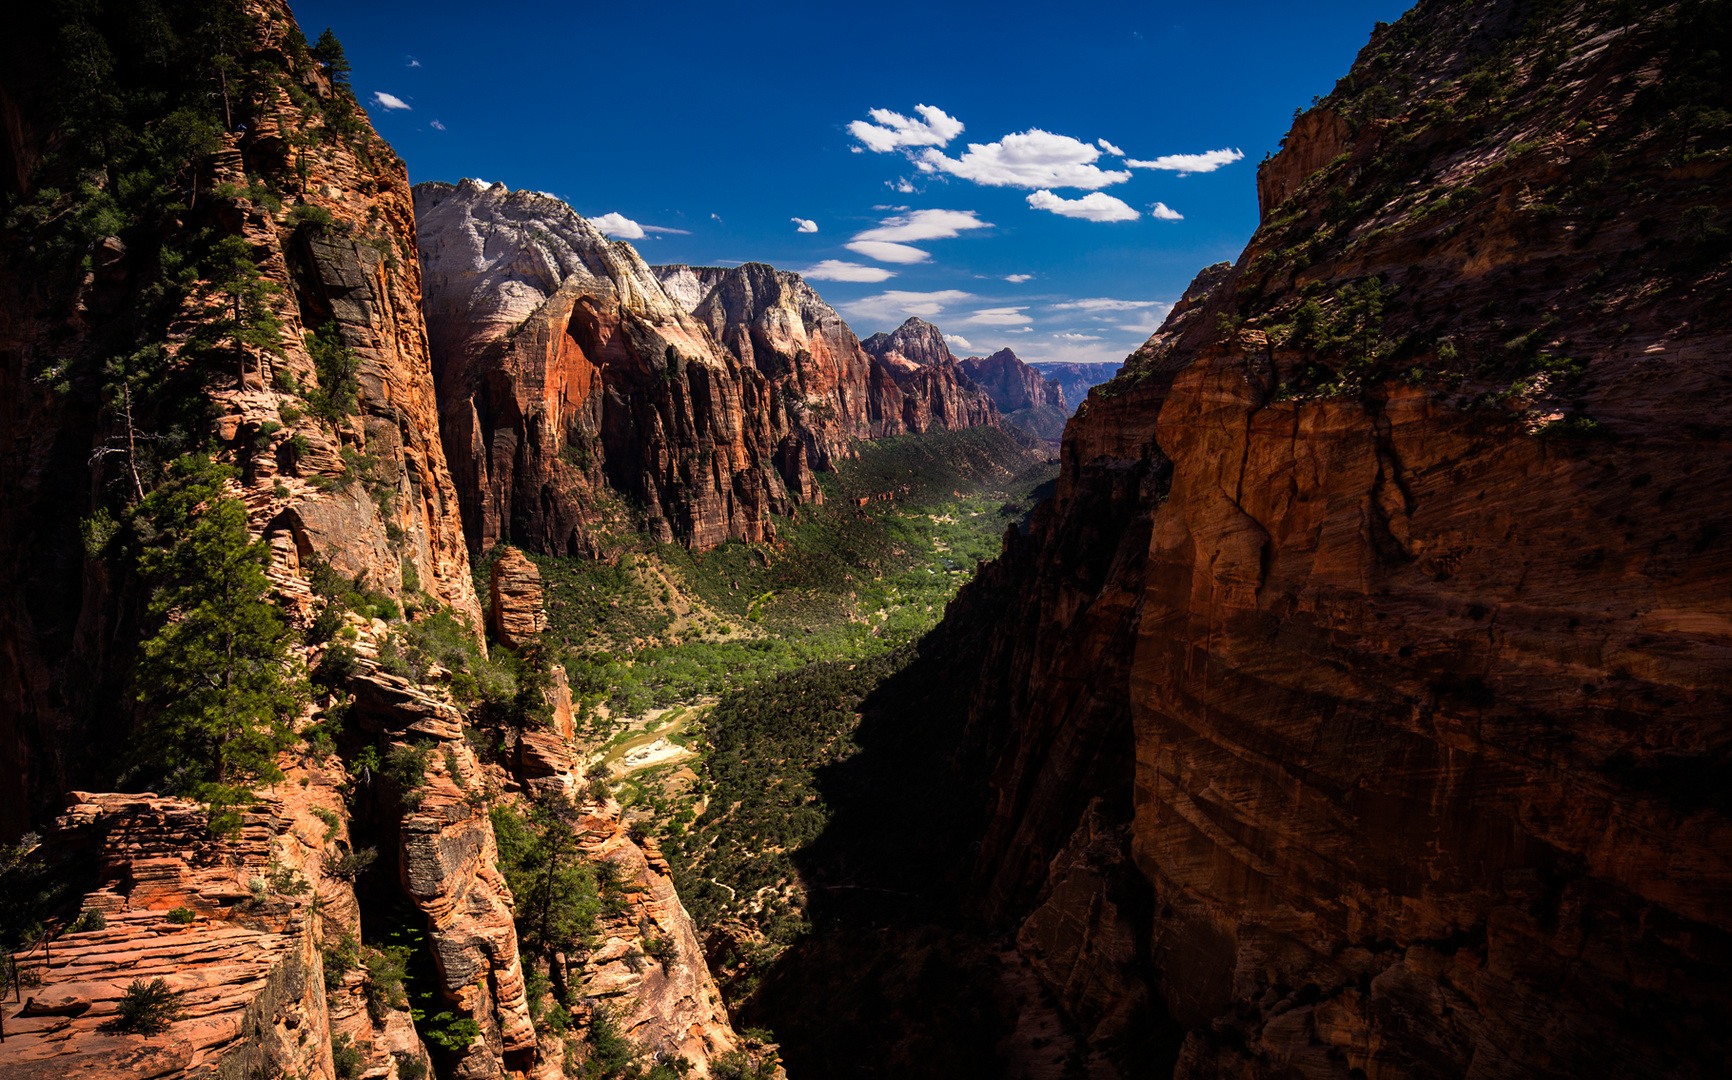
xmin=413 ymin=183 xmax=999 ymax=558
xmin=488 ymin=548 xmax=548 ymax=648
xmin=926 ymin=2 xmax=1732 ymax=1077
xmin=959 ymin=348 xmax=1067 ymax=439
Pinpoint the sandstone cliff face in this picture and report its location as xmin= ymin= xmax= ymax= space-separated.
xmin=0 ymin=772 xmax=427 ymax=1080
xmin=0 ymin=0 xmax=480 ymax=839
xmin=960 ymin=348 xmax=1067 ymax=439
xmin=937 ymin=2 xmax=1732 ymax=1077
xmin=1 ymin=6 xmax=740 ymax=1080
xmin=413 ymin=179 xmax=999 ymax=557
xmin=959 ymin=348 xmax=1065 ymax=414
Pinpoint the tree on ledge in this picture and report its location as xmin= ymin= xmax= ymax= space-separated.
xmin=131 ymin=455 xmax=305 ymax=831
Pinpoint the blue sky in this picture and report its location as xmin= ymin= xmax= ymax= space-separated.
xmin=294 ymin=0 xmax=1410 ymax=365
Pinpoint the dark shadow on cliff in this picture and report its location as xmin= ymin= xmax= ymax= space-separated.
xmin=735 ymin=603 xmax=1181 ymax=1078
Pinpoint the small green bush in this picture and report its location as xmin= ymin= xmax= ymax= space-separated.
xmin=101 ymin=977 xmax=184 ymax=1034
xmin=69 ymin=909 xmax=106 ymax=932
xmin=166 ymin=907 xmax=196 ymax=924
xmin=312 ymin=806 xmax=342 ymax=841
xmin=332 ymin=1032 xmax=363 ymax=1080
xmin=363 ymin=945 xmax=410 ymax=1021
xmin=321 ymin=933 xmax=359 ymax=992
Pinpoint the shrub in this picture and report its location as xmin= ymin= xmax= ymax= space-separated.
xmin=332 ymin=1032 xmax=363 ymax=1080
xmin=288 ymin=203 xmax=337 ymax=230
xmin=643 ymin=934 xmax=677 ymax=966
xmin=323 ymin=846 xmax=377 ymax=882
xmin=423 ymin=1012 xmax=481 ymax=1051
xmin=69 ymin=909 xmax=106 ymax=932
xmin=321 ymin=933 xmax=359 ymax=992
xmin=383 ymin=741 xmax=435 ymax=809
xmin=101 ymin=977 xmax=184 ymax=1034
xmin=166 ymin=907 xmax=196 ymax=924
xmin=312 ymin=642 xmax=358 ymax=687
xmin=312 ymin=807 xmax=342 ymax=841
xmin=363 ymin=946 xmax=410 ymax=1021
xmin=306 ymin=321 xmax=360 ymax=424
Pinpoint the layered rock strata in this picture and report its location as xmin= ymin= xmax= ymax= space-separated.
xmin=0 ymin=0 xmax=480 ymax=838
xmin=930 ymin=2 xmax=1732 ymax=1077
xmin=413 ymin=183 xmax=999 ymax=558
xmin=488 ymin=547 xmax=548 ymax=648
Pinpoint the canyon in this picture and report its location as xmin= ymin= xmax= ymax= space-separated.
xmin=3 ymin=1 xmax=1731 ymax=1079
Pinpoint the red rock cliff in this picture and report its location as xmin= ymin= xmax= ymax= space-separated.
xmin=417 ymin=182 xmax=997 ymax=557
xmin=934 ymin=2 xmax=1732 ymax=1077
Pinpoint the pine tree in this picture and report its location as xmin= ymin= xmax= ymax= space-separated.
xmin=311 ymin=28 xmax=351 ymax=88
xmin=202 ymin=235 xmax=284 ymax=388
xmin=132 ymin=455 xmax=305 ymax=831
xmin=490 ymin=800 xmax=602 ymax=952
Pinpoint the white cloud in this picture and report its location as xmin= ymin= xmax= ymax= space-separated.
xmin=1004 ymin=274 xmax=1033 ymax=283
xmin=849 ymin=104 xmax=964 ymax=153
xmin=792 ymin=218 xmax=819 ymax=233
xmin=802 ymin=260 xmax=896 ymax=282
xmin=889 ymin=178 xmax=916 ymax=194
xmin=710 ymin=213 xmax=724 ymax=223
xmin=1057 ymin=332 xmax=1103 ymax=341
xmin=946 ymin=333 xmax=975 ymax=351
xmin=1020 ymin=337 xmax=1138 ymax=365
xmin=1027 ymin=189 xmax=1139 ymax=222
xmin=840 ymin=289 xmax=975 ymax=326
xmin=405 ymin=55 xmax=421 ymax=67
xmin=917 ymin=129 xmax=1131 ymax=190
xmin=641 ymin=224 xmax=692 ymax=235
xmin=961 ymin=307 xmax=1032 ymax=326
xmin=845 ymin=240 xmax=930 ymax=264
xmin=854 ymin=208 xmax=991 ymax=243
xmin=1097 ymin=138 xmax=1125 ymax=156
xmin=429 ymin=119 xmax=446 ymax=131
xmin=372 ymin=91 xmax=411 ymax=110
xmin=1125 ymin=148 xmax=1244 ymax=175
xmin=872 ymin=204 xmax=911 ymax=211
xmin=590 ymin=212 xmax=645 ymax=239
xmin=1149 ymin=202 xmax=1183 ymax=221
xmin=1051 ymin=297 xmax=1163 ymax=312
xmin=1008 ymin=327 xmax=1033 ymax=333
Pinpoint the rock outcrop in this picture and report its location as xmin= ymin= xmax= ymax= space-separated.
xmin=859 ymin=316 xmax=957 ymax=373
xmin=413 ymin=183 xmax=1000 ymax=557
xmin=959 ymin=348 xmax=1065 ymax=415
xmin=960 ymin=348 xmax=1067 ymax=439
xmin=488 ymin=547 xmax=548 ymax=648
xmin=920 ymin=3 xmax=1732 ymax=1078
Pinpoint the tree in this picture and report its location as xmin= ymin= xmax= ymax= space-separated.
xmin=311 ymin=28 xmax=351 ymax=88
xmin=490 ymin=799 xmax=602 ymax=953
xmin=200 ymin=235 xmax=285 ymax=389
xmin=306 ymin=320 xmax=360 ymax=422
xmin=132 ymin=455 xmax=305 ymax=831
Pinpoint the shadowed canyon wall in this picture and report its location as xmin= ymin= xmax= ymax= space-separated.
xmin=923 ymin=1 xmax=1732 ymax=1077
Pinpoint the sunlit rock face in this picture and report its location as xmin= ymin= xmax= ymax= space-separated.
xmin=415 ymin=184 xmax=998 ymax=556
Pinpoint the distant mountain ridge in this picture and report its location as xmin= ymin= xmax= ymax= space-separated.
xmin=959 ymin=348 xmax=1068 ymax=440
xmin=1027 ymin=362 xmax=1121 ymax=414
